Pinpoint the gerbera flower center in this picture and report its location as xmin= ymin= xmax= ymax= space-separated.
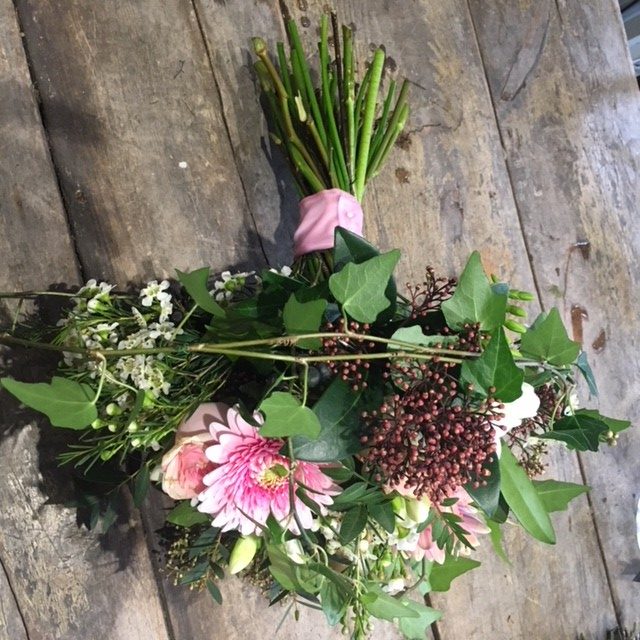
xmin=257 ymin=462 xmax=289 ymax=489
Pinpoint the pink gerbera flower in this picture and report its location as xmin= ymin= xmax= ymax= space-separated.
xmin=196 ymin=403 xmax=339 ymax=536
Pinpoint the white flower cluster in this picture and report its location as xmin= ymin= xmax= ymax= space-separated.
xmin=73 ymin=279 xmax=114 ymax=314
xmin=317 ymin=512 xmax=385 ymax=562
xmin=210 ymin=271 xmax=253 ymax=302
xmin=140 ymin=280 xmax=173 ymax=322
xmin=60 ymin=279 xmax=183 ymax=396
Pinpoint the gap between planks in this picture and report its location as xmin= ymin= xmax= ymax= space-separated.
xmin=190 ymin=0 xmax=270 ymax=266
xmin=11 ymin=0 xmax=88 ymax=282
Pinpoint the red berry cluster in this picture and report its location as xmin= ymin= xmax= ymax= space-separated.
xmin=320 ymin=318 xmax=378 ymax=391
xmin=361 ymin=359 xmax=500 ymax=502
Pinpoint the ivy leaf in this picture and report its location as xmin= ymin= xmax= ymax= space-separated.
xmin=1 ymin=376 xmax=97 ymax=429
xmin=293 ymin=378 xmax=362 ymax=462
xmin=333 ymin=227 xmax=397 ymax=321
xmin=428 ymin=556 xmax=481 ymax=592
xmin=166 ymin=501 xmax=210 ymax=527
xmin=575 ymin=352 xmax=598 ymax=397
xmin=259 ymin=392 xmax=321 ymax=439
xmin=520 ymin=307 xmax=580 ymax=366
xmin=441 ymin=252 xmax=507 ymax=331
xmin=329 ymin=250 xmax=401 ymax=323
xmin=499 ymin=448 xmax=556 ymax=544
xmin=538 ymin=412 xmax=608 ymax=451
xmin=339 ymin=505 xmax=368 ymax=544
xmin=397 ymin=601 xmax=442 ymax=638
xmin=176 ymin=267 xmax=225 ymax=317
xmin=361 ymin=585 xmax=419 ymax=621
xmin=533 ymin=480 xmax=590 ymax=512
xmin=465 ymin=455 xmax=500 ymax=518
xmin=460 ymin=327 xmax=523 ymax=402
xmin=282 ymin=295 xmax=327 ymax=350
xmin=575 ymin=409 xmax=631 ymax=434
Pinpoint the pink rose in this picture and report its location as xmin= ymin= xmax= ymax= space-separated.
xmin=160 ymin=403 xmax=225 ymax=500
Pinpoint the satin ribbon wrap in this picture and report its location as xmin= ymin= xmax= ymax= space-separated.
xmin=293 ymin=189 xmax=364 ymax=258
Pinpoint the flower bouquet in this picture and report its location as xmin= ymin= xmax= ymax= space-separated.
xmin=0 ymin=15 xmax=631 ymax=640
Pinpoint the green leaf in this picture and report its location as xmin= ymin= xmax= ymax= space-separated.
xmin=333 ymin=227 xmax=397 ymax=322
xmin=388 ymin=326 xmax=458 ymax=350
xmin=575 ymin=352 xmax=598 ymax=397
xmin=259 ymin=392 xmax=321 ymax=439
xmin=520 ymin=307 xmax=580 ymax=366
xmin=361 ymin=586 xmax=419 ymax=621
xmin=166 ymin=501 xmax=210 ymax=527
xmin=329 ymin=250 xmax=401 ymax=323
xmin=206 ymin=580 xmax=223 ymax=604
xmin=133 ymin=465 xmax=150 ymax=509
xmin=333 ymin=227 xmax=382 ymax=269
xmin=575 ymin=409 xmax=631 ymax=434
xmin=533 ymin=480 xmax=590 ymax=512
xmin=369 ymin=501 xmax=396 ymax=533
xmin=441 ymin=252 xmax=507 ymax=331
xmin=1 ymin=376 xmax=97 ymax=429
xmin=282 ymin=295 xmax=327 ymax=349
xmin=319 ymin=579 xmax=346 ymax=626
xmin=308 ymin=563 xmax=352 ymax=598
xmin=176 ymin=267 xmax=225 ymax=317
xmin=487 ymin=519 xmax=510 ymax=564
xmin=539 ymin=412 xmax=608 ymax=451
xmin=460 ymin=327 xmax=524 ymax=402
xmin=339 ymin=504 xmax=368 ymax=544
xmin=428 ymin=555 xmax=482 ymax=592
xmin=292 ymin=378 xmax=362 ymax=462
xmin=499 ymin=448 xmax=556 ymax=544
xmin=397 ymin=601 xmax=442 ymax=638
xmin=465 ymin=455 xmax=500 ymax=518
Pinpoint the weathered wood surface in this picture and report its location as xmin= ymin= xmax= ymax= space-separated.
xmin=0 ymin=0 xmax=638 ymax=638
xmin=468 ymin=0 xmax=640 ymax=629
xmin=0 ymin=1 xmax=171 ymax=639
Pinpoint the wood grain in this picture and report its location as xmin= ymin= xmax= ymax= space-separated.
xmin=14 ymin=0 xmax=267 ymax=283
xmin=0 ymin=1 xmax=170 ymax=638
xmin=468 ymin=0 xmax=640 ymax=629
xmin=280 ymin=1 xmax=618 ymax=638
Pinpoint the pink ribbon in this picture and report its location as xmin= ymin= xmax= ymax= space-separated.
xmin=293 ymin=189 xmax=364 ymax=258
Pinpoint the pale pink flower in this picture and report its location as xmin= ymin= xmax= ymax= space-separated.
xmin=161 ymin=403 xmax=225 ymax=500
xmin=412 ymin=488 xmax=489 ymax=564
xmin=197 ymin=404 xmax=339 ymax=536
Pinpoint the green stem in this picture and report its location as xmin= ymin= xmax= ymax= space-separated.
xmin=354 ymin=48 xmax=385 ymax=201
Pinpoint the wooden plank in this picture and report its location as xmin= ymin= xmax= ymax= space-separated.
xmin=14 ymin=0 xmax=267 ymax=283
xmin=0 ymin=2 xmax=171 ymax=638
xmin=468 ymin=0 xmax=640 ymax=629
xmin=278 ymin=2 xmax=618 ymax=638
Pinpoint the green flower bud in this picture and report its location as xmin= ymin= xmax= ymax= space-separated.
xmin=127 ymin=421 xmax=139 ymax=433
xmin=406 ymin=498 xmax=430 ymax=524
xmin=506 ymin=304 xmax=527 ymax=318
xmin=229 ymin=535 xmax=260 ymax=575
xmin=106 ymin=403 xmax=122 ymax=416
xmin=504 ymin=319 xmax=527 ymax=334
xmin=390 ymin=495 xmax=407 ymax=519
xmin=107 ymin=423 xmax=118 ymax=433
xmin=91 ymin=418 xmax=105 ymax=429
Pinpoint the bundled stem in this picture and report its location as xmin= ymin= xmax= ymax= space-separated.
xmin=252 ymin=14 xmax=410 ymax=202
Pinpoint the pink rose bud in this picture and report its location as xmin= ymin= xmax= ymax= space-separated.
xmin=160 ymin=403 xmax=226 ymax=500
